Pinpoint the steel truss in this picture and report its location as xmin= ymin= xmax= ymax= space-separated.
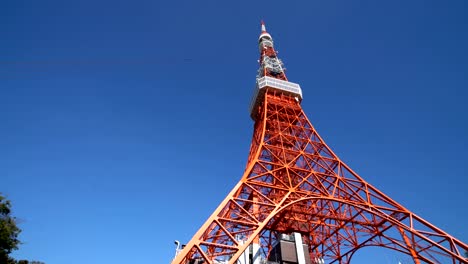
xmin=172 ymin=91 xmax=467 ymax=264
xmin=171 ymin=22 xmax=467 ymax=264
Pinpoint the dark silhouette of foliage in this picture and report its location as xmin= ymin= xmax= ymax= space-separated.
xmin=0 ymin=194 xmax=21 ymax=263
xmin=0 ymin=194 xmax=45 ymax=264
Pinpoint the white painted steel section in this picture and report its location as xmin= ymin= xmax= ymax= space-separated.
xmin=252 ymin=243 xmax=261 ymax=264
xmin=313 ymin=257 xmax=325 ymax=264
xmin=259 ymin=40 xmax=273 ymax=52
xmin=259 ymin=32 xmax=272 ymax=42
xmin=294 ymin=232 xmax=306 ymax=264
xmin=237 ymin=240 xmax=249 ymax=264
xmin=249 ymin=76 xmax=302 ymax=118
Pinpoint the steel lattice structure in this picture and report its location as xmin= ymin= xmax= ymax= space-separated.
xmin=171 ymin=22 xmax=468 ymax=264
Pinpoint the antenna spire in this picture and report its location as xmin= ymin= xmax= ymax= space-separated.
xmin=260 ymin=20 xmax=266 ymax=32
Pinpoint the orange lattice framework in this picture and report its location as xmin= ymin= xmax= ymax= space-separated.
xmin=171 ymin=21 xmax=468 ymax=264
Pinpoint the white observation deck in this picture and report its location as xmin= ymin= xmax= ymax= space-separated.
xmin=249 ymin=76 xmax=303 ymax=120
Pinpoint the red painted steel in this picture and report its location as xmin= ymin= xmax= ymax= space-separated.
xmin=171 ymin=22 xmax=468 ymax=264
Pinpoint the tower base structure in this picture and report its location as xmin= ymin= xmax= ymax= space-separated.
xmin=236 ymin=232 xmax=316 ymax=264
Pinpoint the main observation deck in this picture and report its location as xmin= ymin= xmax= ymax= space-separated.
xmin=249 ymin=76 xmax=302 ymax=120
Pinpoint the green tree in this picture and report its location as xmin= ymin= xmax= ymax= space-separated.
xmin=0 ymin=194 xmax=21 ymax=263
xmin=15 ymin=261 xmax=45 ymax=264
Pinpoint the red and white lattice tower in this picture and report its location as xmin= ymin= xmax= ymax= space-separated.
xmin=171 ymin=21 xmax=468 ymax=264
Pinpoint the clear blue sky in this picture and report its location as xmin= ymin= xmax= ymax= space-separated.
xmin=1 ymin=0 xmax=467 ymax=263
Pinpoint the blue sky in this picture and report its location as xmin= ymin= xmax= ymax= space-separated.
xmin=1 ymin=0 xmax=467 ymax=263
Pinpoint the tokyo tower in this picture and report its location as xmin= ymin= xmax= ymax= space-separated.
xmin=171 ymin=22 xmax=468 ymax=264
